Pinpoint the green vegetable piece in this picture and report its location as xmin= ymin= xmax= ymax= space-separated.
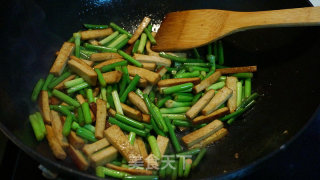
xmin=81 ymin=102 xmax=92 ymax=124
xmin=62 ymin=115 xmax=73 ymax=136
xmin=52 ymin=89 xmax=80 ymax=107
xmin=110 ymin=22 xmax=132 ymax=37
xmin=118 ymin=50 xmax=143 ymax=67
xmin=31 ymin=78 xmax=45 ymax=102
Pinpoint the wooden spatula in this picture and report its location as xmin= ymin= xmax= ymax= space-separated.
xmin=152 ymin=7 xmax=320 ymax=51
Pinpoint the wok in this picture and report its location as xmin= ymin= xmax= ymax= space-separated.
xmin=0 ymin=0 xmax=320 ymax=179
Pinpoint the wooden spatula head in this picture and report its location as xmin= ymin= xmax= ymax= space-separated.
xmin=152 ymin=7 xmax=320 ymax=51
xmin=152 ymin=9 xmax=230 ymax=51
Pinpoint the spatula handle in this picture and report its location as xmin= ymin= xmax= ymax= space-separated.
xmin=232 ymin=7 xmax=320 ymax=29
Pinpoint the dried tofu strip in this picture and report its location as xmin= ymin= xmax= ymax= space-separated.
xmin=127 ymin=65 xmax=161 ymax=85
xmin=136 ymin=137 xmax=148 ymax=159
xmin=186 ymin=89 xmax=215 ymax=120
xmin=108 ymin=108 xmax=116 ymax=117
xmin=39 ymin=91 xmax=51 ymax=124
xmin=157 ymin=135 xmax=169 ymax=156
xmin=89 ymin=39 xmax=99 ymax=46
xmin=158 ymin=78 xmax=201 ymax=87
xmin=128 ymin=17 xmax=151 ymax=44
xmin=68 ymin=145 xmax=89 ymax=171
xmin=102 ymin=71 xmax=123 ymax=84
xmin=90 ymin=146 xmax=118 ymax=167
xmin=45 ymin=125 xmax=67 ymax=160
xmin=189 ymin=128 xmax=228 ymax=149
xmin=128 ymin=92 xmax=149 ymax=114
xmin=82 ymin=59 xmax=95 ymax=67
xmin=133 ymin=54 xmax=171 ymax=67
xmin=50 ymin=42 xmax=75 ymax=76
xmin=68 ymin=56 xmax=97 ymax=86
xmin=216 ymin=66 xmax=257 ymax=74
xmin=192 ymin=107 xmax=229 ymax=125
xmin=146 ymin=40 xmax=159 ymax=56
xmin=181 ymin=120 xmax=223 ymax=148
xmin=90 ymin=52 xmax=122 ymax=61
xmin=141 ymin=63 xmax=156 ymax=71
xmin=94 ymin=58 xmax=124 ymax=69
xmin=104 ymin=125 xmax=142 ymax=163
xmin=82 ymin=138 xmax=110 ymax=156
xmin=202 ymin=87 xmax=232 ymax=115
xmin=50 ymin=110 xmax=68 ymax=148
xmin=68 ymin=131 xmax=85 ymax=149
xmin=121 ymin=103 xmax=143 ymax=121
xmin=193 ymin=71 xmax=221 ymax=94
xmin=95 ymin=99 xmax=107 ymax=139
xmin=226 ymin=77 xmax=238 ymax=113
xmin=80 ymin=28 xmax=113 ymax=40
xmin=106 ymin=163 xmax=153 ymax=175
xmin=141 ymin=114 xmax=151 ymax=123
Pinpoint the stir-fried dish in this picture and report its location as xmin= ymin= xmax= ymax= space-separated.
xmin=29 ymin=17 xmax=258 ymax=179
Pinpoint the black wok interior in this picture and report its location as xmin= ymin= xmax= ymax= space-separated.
xmin=1 ymin=0 xmax=320 ymax=179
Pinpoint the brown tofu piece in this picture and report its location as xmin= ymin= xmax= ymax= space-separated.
xmin=193 ymin=71 xmax=221 ymax=94
xmin=68 ymin=145 xmax=89 ymax=171
xmin=49 ymin=96 xmax=61 ymax=105
xmin=158 ymin=77 xmax=201 ymax=87
xmin=104 ymin=125 xmax=142 ymax=163
xmin=94 ymin=58 xmax=124 ymax=69
xmin=82 ymin=138 xmax=110 ymax=156
xmin=202 ymin=87 xmax=233 ymax=115
xmin=106 ymin=163 xmax=153 ymax=175
xmin=108 ymin=108 xmax=116 ymax=117
xmin=127 ymin=65 xmax=161 ymax=85
xmin=136 ymin=137 xmax=148 ymax=159
xmin=90 ymin=52 xmax=122 ymax=61
xmin=189 ymin=128 xmax=228 ymax=149
xmin=90 ymin=146 xmax=118 ymax=167
xmin=121 ymin=103 xmax=143 ymax=121
xmin=80 ymin=28 xmax=113 ymax=40
xmin=128 ymin=17 xmax=151 ymax=44
xmin=50 ymin=42 xmax=75 ymax=76
xmin=54 ymin=74 xmax=76 ymax=90
xmin=50 ymin=110 xmax=68 ymax=148
xmin=141 ymin=114 xmax=151 ymax=123
xmin=130 ymin=76 xmax=148 ymax=88
xmin=141 ymin=63 xmax=156 ymax=71
xmin=68 ymin=56 xmax=97 ymax=86
xmin=133 ymin=54 xmax=171 ymax=67
xmin=82 ymin=59 xmax=95 ymax=67
xmin=181 ymin=120 xmax=223 ymax=148
xmin=45 ymin=125 xmax=67 ymax=160
xmin=157 ymin=135 xmax=169 ymax=156
xmin=186 ymin=89 xmax=215 ymax=120
xmin=39 ymin=91 xmax=51 ymax=124
xmin=102 ymin=71 xmax=123 ymax=84
xmin=216 ymin=66 xmax=257 ymax=74
xmin=192 ymin=107 xmax=229 ymax=125
xmin=95 ymin=99 xmax=107 ymax=139
xmin=88 ymin=39 xmax=99 ymax=46
xmin=226 ymin=76 xmax=238 ymax=113
xmin=68 ymin=131 xmax=85 ymax=149
xmin=128 ymin=92 xmax=149 ymax=114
